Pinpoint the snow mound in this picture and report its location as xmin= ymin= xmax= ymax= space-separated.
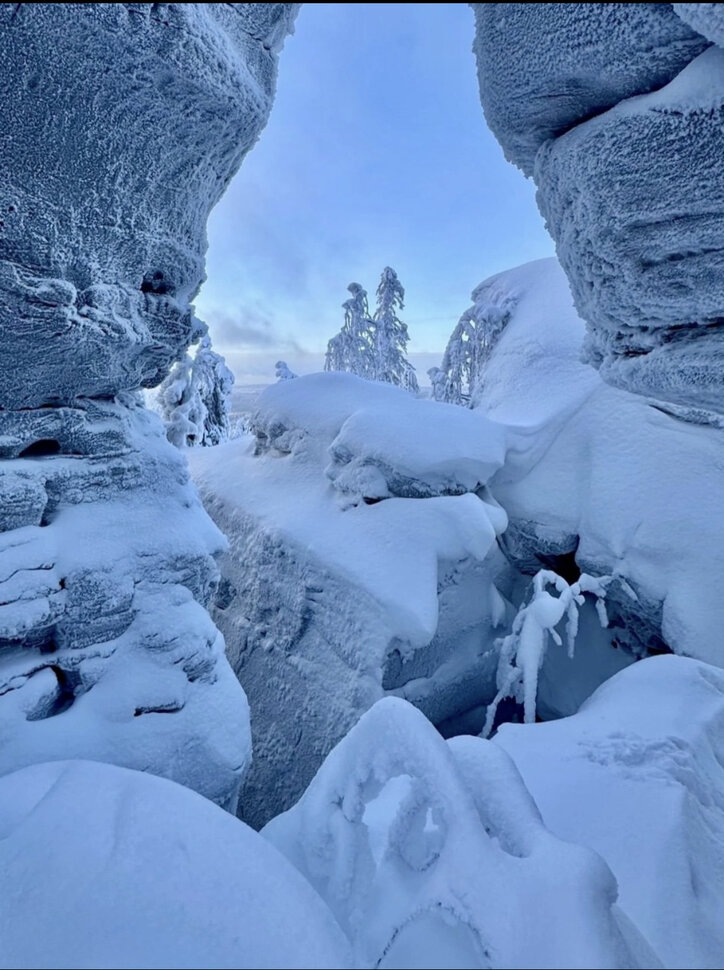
xmin=328 ymin=403 xmax=505 ymax=503
xmin=264 ymin=696 xmax=655 ymax=970
xmin=496 ymin=655 xmax=724 ymax=969
xmin=0 ymin=759 xmax=351 ymax=970
xmin=258 ymin=372 xmax=506 ymax=502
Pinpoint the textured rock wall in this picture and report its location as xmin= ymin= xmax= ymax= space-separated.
xmin=0 ymin=3 xmax=298 ymax=809
xmin=472 ymin=3 xmax=724 ymax=415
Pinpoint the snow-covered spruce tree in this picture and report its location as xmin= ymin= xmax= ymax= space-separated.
xmin=158 ymin=334 xmax=234 ymax=447
xmin=435 ymin=281 xmax=515 ymax=405
xmin=324 ymin=283 xmax=376 ymax=378
xmin=372 ymin=266 xmax=418 ymax=392
xmin=275 ymin=360 xmax=297 ymax=381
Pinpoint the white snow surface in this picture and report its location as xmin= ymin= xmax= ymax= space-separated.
xmin=264 ymin=696 xmax=655 ymax=970
xmin=495 ymin=655 xmax=724 ymax=969
xmin=191 ymin=373 xmax=510 ymax=823
xmin=194 ymin=373 xmax=507 ymax=652
xmin=0 ymin=759 xmax=351 ymax=970
xmin=475 ymin=257 xmax=724 ymax=666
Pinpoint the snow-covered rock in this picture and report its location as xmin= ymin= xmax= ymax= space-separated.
xmin=264 ymin=696 xmax=656 ymax=970
xmin=496 ymin=655 xmax=724 ymax=969
xmin=0 ymin=397 xmax=250 ymax=809
xmin=190 ymin=373 xmax=510 ymax=826
xmin=475 ymin=258 xmax=724 ymax=670
xmin=0 ymin=3 xmax=298 ymax=807
xmin=0 ymin=759 xmax=351 ymax=970
xmin=472 ymin=4 xmax=724 ymax=414
xmin=471 ymin=3 xmax=706 ymax=176
xmin=536 ymin=47 xmax=724 ymax=412
xmin=0 ymin=2 xmax=298 ymax=405
xmin=674 ymin=3 xmax=724 ymax=47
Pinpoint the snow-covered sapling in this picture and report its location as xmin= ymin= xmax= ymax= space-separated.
xmin=434 ymin=282 xmax=515 ymax=405
xmin=158 ymin=334 xmax=234 ymax=447
xmin=275 ymin=360 xmax=297 ymax=381
xmin=482 ymin=570 xmax=611 ymax=737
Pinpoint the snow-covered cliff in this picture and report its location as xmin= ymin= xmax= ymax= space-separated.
xmin=0 ymin=2 xmax=298 ymax=809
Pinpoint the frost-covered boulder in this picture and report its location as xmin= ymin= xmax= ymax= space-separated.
xmin=0 ymin=759 xmax=351 ymax=970
xmin=474 ymin=258 xmax=724 ymax=670
xmin=536 ymin=47 xmax=724 ymax=412
xmin=496 ymin=655 xmax=724 ymax=969
xmin=190 ymin=373 xmax=510 ymax=826
xmin=471 ymin=3 xmax=706 ymax=176
xmin=472 ymin=4 xmax=724 ymax=413
xmin=0 ymin=397 xmax=250 ymax=809
xmin=0 ymin=3 xmax=298 ymax=808
xmin=264 ymin=696 xmax=656 ymax=969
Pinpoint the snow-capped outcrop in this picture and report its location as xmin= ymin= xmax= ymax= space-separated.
xmin=264 ymin=696 xmax=656 ymax=970
xmin=472 ymin=4 xmax=724 ymax=415
xmin=190 ymin=373 xmax=510 ymax=826
xmin=536 ymin=47 xmax=724 ymax=413
xmin=0 ymin=759 xmax=351 ymax=970
xmin=471 ymin=3 xmax=707 ymax=177
xmin=474 ymin=258 xmax=724 ymax=670
xmin=0 ymin=3 xmax=298 ymax=807
xmin=496 ymin=655 xmax=724 ymax=970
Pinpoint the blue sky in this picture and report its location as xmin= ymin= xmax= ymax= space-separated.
xmin=196 ymin=2 xmax=554 ymax=384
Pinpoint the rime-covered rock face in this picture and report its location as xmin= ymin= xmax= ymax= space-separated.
xmin=0 ymin=2 xmax=295 ymax=406
xmin=472 ymin=3 xmax=706 ymax=178
xmin=0 ymin=3 xmax=298 ymax=808
xmin=472 ymin=3 xmax=724 ymax=415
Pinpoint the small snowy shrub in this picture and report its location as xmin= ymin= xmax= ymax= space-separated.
xmin=482 ymin=570 xmax=611 ymax=736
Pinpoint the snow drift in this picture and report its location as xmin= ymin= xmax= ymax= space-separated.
xmin=264 ymin=695 xmax=656 ymax=970
xmin=474 ymin=257 xmax=724 ymax=670
xmin=497 ymin=655 xmax=724 ymax=969
xmin=0 ymin=759 xmax=351 ymax=970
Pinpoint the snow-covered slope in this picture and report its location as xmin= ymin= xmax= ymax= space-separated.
xmin=496 ymin=655 xmax=724 ymax=970
xmin=190 ymin=373 xmax=510 ymax=825
xmin=475 ymin=258 xmax=724 ymax=668
xmin=0 ymin=759 xmax=351 ymax=970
